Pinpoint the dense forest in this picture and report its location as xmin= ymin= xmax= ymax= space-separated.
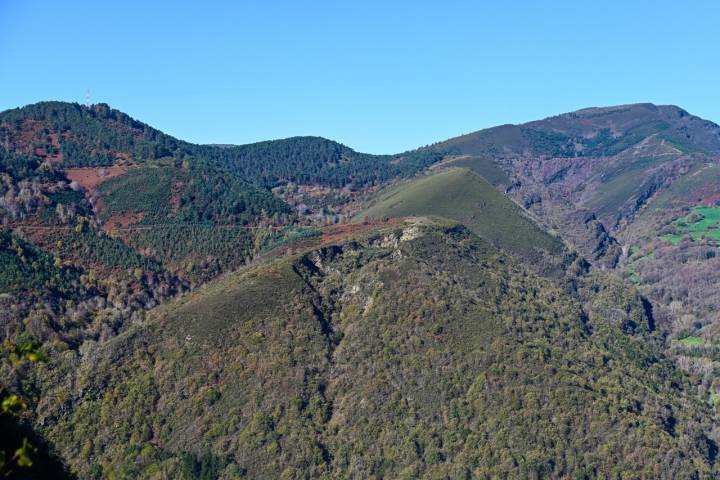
xmin=29 ymin=219 xmax=719 ymax=479
xmin=0 ymin=101 xmax=447 ymax=189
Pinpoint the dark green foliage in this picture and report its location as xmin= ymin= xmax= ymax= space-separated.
xmin=0 ymin=102 xmax=446 ymax=189
xmin=0 ymin=101 xmax=180 ymax=167
xmin=94 ymin=162 xmax=290 ymax=228
xmin=59 ymin=141 xmax=114 ymax=167
xmin=521 ymin=127 xmax=577 ymax=157
xmin=41 ymin=228 xmax=161 ymax=271
xmin=96 ymin=166 xmax=174 ymax=220
xmin=0 ymin=228 xmax=79 ymax=294
xmin=209 ymin=136 xmax=446 ymax=188
xmin=179 ymin=452 xmax=224 ymax=480
xmin=45 ymin=189 xmax=85 ymax=207
xmin=0 ymin=147 xmax=44 ymax=180
xmin=174 ymin=163 xmax=291 ymax=224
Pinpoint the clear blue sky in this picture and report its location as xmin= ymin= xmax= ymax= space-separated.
xmin=1 ymin=1 xmax=718 ymax=153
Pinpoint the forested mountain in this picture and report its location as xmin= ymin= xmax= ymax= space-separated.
xmin=433 ymin=103 xmax=720 ymax=401
xmin=0 ymin=101 xmax=445 ymax=188
xmin=3 ymin=100 xmax=720 ymax=478
xmin=0 ymin=101 xmax=446 ymax=279
xmin=30 ymin=219 xmax=720 ymax=479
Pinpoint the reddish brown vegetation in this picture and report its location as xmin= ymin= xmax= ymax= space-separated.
xmin=257 ymin=219 xmax=398 ymax=262
xmin=319 ymin=219 xmax=396 ymax=243
xmin=103 ymin=212 xmax=146 ymax=231
xmin=65 ymin=165 xmax=129 ymax=193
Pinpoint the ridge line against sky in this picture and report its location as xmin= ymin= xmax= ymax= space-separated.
xmin=1 ymin=0 xmax=719 ymax=154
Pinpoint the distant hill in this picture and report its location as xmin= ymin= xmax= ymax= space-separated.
xmin=432 ymin=103 xmax=720 ymax=390
xmin=0 ymin=101 xmax=445 ymax=188
xmin=437 ymin=103 xmax=720 ymax=228
xmin=0 ymin=101 xmax=447 ymax=279
xmin=440 ymin=103 xmax=720 ymax=161
xmin=357 ymin=168 xmax=565 ymax=264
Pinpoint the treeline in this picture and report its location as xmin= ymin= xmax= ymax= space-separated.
xmin=0 ymin=102 xmax=447 ymax=189
xmin=201 ymin=136 xmax=447 ymax=188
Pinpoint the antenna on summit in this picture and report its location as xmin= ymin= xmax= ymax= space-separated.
xmin=84 ymin=89 xmax=92 ymax=107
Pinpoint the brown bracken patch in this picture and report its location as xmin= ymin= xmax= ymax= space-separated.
xmin=263 ymin=218 xmax=400 ymax=260
xmin=319 ymin=219 xmax=396 ymax=243
xmin=65 ymin=165 xmax=130 ymax=193
xmin=103 ymin=212 xmax=146 ymax=231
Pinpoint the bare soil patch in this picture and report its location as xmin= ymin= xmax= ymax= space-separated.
xmin=65 ymin=165 xmax=130 ymax=193
xmin=103 ymin=212 xmax=146 ymax=231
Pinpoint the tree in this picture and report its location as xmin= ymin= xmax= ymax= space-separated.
xmin=1 ymin=340 xmax=73 ymax=479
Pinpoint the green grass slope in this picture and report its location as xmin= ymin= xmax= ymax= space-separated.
xmin=431 ymin=155 xmax=510 ymax=186
xmin=357 ymin=168 xmax=564 ymax=260
xmin=34 ymin=219 xmax=719 ymax=479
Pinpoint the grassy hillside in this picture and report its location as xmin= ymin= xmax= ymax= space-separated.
xmin=430 ymin=155 xmax=510 ymax=186
xmin=357 ymin=168 xmax=564 ymax=261
xmin=33 ymin=218 xmax=719 ymax=479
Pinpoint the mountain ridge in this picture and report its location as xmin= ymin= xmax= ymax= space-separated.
xmin=5 ymin=99 xmax=720 ymax=478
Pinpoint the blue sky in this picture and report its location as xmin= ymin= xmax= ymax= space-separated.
xmin=1 ymin=1 xmax=718 ymax=153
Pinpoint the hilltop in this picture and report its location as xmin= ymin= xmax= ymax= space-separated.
xmin=357 ymin=168 xmax=566 ymax=269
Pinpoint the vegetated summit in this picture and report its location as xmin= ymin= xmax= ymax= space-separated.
xmin=2 ymin=100 xmax=720 ymax=479
xmin=436 ymin=103 xmax=720 ymax=398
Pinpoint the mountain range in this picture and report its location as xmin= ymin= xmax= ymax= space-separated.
xmin=2 ymin=100 xmax=720 ymax=478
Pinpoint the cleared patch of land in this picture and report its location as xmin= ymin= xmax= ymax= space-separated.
xmin=679 ymin=335 xmax=704 ymax=347
xmin=65 ymin=165 xmax=130 ymax=192
xmin=662 ymin=206 xmax=720 ymax=244
xmin=103 ymin=212 xmax=146 ymax=231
